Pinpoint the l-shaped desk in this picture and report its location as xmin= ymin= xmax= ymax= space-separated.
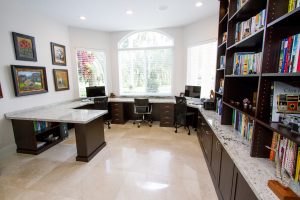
xmin=6 ymin=97 xmax=200 ymax=162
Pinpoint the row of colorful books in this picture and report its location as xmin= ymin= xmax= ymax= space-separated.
xmin=269 ymin=132 xmax=300 ymax=181
xmin=278 ymin=33 xmax=300 ymax=73
xmin=237 ymin=0 xmax=247 ymax=10
xmin=233 ymin=52 xmax=262 ymax=75
xmin=220 ymin=56 xmax=226 ymax=69
xmin=216 ymin=98 xmax=222 ymax=115
xmin=288 ymin=0 xmax=300 ymax=12
xmin=33 ymin=121 xmax=51 ymax=132
xmin=232 ymin=110 xmax=254 ymax=142
xmin=235 ymin=9 xmax=266 ymax=43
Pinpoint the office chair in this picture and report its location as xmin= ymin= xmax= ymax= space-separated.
xmin=94 ymin=97 xmax=111 ymax=129
xmin=174 ymin=96 xmax=194 ymax=135
xmin=133 ymin=98 xmax=152 ymax=128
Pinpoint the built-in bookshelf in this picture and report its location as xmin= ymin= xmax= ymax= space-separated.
xmin=216 ymin=0 xmax=300 ymax=190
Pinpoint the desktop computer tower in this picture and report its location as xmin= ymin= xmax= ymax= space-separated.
xmin=60 ymin=123 xmax=69 ymax=139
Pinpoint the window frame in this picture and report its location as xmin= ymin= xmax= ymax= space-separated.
xmin=75 ymin=47 xmax=107 ymax=98
xmin=117 ymin=30 xmax=175 ymax=96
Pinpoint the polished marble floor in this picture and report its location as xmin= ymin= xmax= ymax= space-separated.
xmin=0 ymin=122 xmax=218 ymax=200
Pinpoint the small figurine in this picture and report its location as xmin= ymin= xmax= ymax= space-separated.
xmin=210 ymin=90 xmax=215 ymax=100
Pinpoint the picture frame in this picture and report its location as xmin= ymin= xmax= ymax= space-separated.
xmin=11 ymin=65 xmax=48 ymax=97
xmin=12 ymin=32 xmax=37 ymax=61
xmin=53 ymin=69 xmax=69 ymax=91
xmin=50 ymin=42 xmax=66 ymax=66
xmin=0 ymin=83 xmax=3 ymax=98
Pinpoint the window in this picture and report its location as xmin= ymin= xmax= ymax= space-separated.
xmin=186 ymin=41 xmax=217 ymax=98
xmin=76 ymin=49 xmax=106 ymax=97
xmin=118 ymin=31 xmax=174 ymax=96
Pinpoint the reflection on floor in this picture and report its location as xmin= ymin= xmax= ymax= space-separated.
xmin=0 ymin=121 xmax=218 ymax=200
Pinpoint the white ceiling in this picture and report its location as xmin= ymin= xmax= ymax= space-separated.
xmin=15 ymin=0 xmax=220 ymax=32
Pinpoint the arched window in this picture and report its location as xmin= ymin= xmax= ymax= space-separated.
xmin=118 ymin=31 xmax=174 ymax=95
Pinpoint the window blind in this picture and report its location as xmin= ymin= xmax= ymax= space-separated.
xmin=76 ymin=49 xmax=106 ymax=97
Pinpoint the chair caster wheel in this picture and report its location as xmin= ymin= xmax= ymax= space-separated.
xmin=150 ymin=125 xmax=152 ymax=127
xmin=133 ymin=122 xmax=135 ymax=124
xmin=108 ymin=127 xmax=111 ymax=129
xmin=138 ymin=126 xmax=140 ymax=128
xmin=175 ymin=130 xmax=177 ymax=133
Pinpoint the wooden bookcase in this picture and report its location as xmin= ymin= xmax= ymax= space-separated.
xmin=215 ymin=0 xmax=300 ymax=158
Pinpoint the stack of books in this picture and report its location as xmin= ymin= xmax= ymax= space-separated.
xmin=278 ymin=33 xmax=300 ymax=73
xmin=237 ymin=0 xmax=248 ymax=10
xmin=220 ymin=56 xmax=226 ymax=69
xmin=235 ymin=9 xmax=266 ymax=42
xmin=33 ymin=121 xmax=51 ymax=132
xmin=216 ymin=98 xmax=222 ymax=115
xmin=232 ymin=110 xmax=254 ymax=142
xmin=233 ymin=52 xmax=262 ymax=75
xmin=270 ymin=132 xmax=300 ymax=181
xmin=288 ymin=0 xmax=300 ymax=12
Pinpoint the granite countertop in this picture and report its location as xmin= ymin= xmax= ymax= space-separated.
xmin=108 ymin=97 xmax=176 ymax=104
xmin=198 ymin=107 xmax=279 ymax=200
xmin=5 ymin=101 xmax=107 ymax=124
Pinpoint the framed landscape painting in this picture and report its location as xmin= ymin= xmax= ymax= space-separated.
xmin=11 ymin=65 xmax=48 ymax=97
xmin=53 ymin=69 xmax=69 ymax=91
xmin=12 ymin=32 xmax=37 ymax=61
xmin=51 ymin=42 xmax=66 ymax=66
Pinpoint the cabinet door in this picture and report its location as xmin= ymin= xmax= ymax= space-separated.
xmin=211 ymin=134 xmax=222 ymax=184
xmin=219 ymin=149 xmax=234 ymax=200
xmin=231 ymin=168 xmax=258 ymax=200
xmin=201 ymin=125 xmax=213 ymax=164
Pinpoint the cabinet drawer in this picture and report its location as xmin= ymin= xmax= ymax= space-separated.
xmin=160 ymin=104 xmax=174 ymax=111
xmin=111 ymin=103 xmax=123 ymax=108
xmin=160 ymin=121 xmax=173 ymax=127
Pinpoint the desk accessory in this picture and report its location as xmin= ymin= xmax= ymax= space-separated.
xmin=204 ymin=100 xmax=215 ymax=110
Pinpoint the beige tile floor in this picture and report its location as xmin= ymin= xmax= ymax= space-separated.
xmin=0 ymin=122 xmax=218 ymax=200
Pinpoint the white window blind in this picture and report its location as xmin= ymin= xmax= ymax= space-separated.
xmin=118 ymin=31 xmax=174 ymax=96
xmin=76 ymin=49 xmax=106 ymax=97
xmin=187 ymin=41 xmax=217 ymax=98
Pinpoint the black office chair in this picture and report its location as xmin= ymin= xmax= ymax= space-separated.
xmin=133 ymin=98 xmax=152 ymax=128
xmin=94 ymin=97 xmax=111 ymax=129
xmin=174 ymin=96 xmax=194 ymax=135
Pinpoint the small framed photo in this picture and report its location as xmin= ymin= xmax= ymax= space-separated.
xmin=11 ymin=65 xmax=48 ymax=97
xmin=12 ymin=32 xmax=37 ymax=61
xmin=53 ymin=69 xmax=69 ymax=91
xmin=0 ymin=83 xmax=3 ymax=98
xmin=51 ymin=42 xmax=66 ymax=66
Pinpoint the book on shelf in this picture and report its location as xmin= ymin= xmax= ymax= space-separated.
xmin=269 ymin=132 xmax=300 ymax=182
xmin=220 ymin=56 xmax=226 ymax=69
xmin=218 ymin=79 xmax=224 ymax=94
xmin=235 ymin=9 xmax=266 ymax=43
xmin=270 ymin=81 xmax=300 ymax=122
xmin=288 ymin=0 xmax=300 ymax=12
xmin=233 ymin=52 xmax=262 ymax=75
xmin=278 ymin=33 xmax=300 ymax=73
xmin=232 ymin=109 xmax=254 ymax=142
xmin=216 ymin=97 xmax=222 ymax=115
xmin=33 ymin=121 xmax=52 ymax=132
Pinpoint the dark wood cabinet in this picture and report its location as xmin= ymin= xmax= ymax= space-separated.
xmin=160 ymin=103 xmax=174 ymax=127
xmin=201 ymin=121 xmax=213 ymax=164
xmin=211 ymin=134 xmax=222 ymax=184
xmin=219 ymin=147 xmax=235 ymax=200
xmin=110 ymin=102 xmax=125 ymax=124
xmin=231 ymin=167 xmax=258 ymax=200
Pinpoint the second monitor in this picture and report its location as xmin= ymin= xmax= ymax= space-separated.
xmin=184 ymin=85 xmax=201 ymax=98
xmin=86 ymin=86 xmax=106 ymax=97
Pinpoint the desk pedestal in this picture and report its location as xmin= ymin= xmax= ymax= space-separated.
xmin=74 ymin=117 xmax=106 ymax=162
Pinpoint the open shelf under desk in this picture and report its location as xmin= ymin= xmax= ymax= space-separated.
xmin=34 ymin=124 xmax=60 ymax=136
xmin=256 ymin=119 xmax=300 ymax=145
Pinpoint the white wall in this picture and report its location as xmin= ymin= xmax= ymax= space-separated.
xmin=0 ymin=1 xmax=75 ymax=152
xmin=68 ymin=27 xmax=112 ymax=97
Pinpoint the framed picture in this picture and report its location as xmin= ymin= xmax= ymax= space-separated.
xmin=11 ymin=65 xmax=48 ymax=97
xmin=0 ymin=83 xmax=3 ymax=98
xmin=12 ymin=32 xmax=37 ymax=61
xmin=51 ymin=42 xmax=66 ymax=66
xmin=53 ymin=69 xmax=69 ymax=91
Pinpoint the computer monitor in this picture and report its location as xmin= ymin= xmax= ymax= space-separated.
xmin=86 ymin=86 xmax=106 ymax=97
xmin=184 ymin=85 xmax=201 ymax=98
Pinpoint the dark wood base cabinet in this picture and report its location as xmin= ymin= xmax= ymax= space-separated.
xmin=197 ymin=112 xmax=258 ymax=200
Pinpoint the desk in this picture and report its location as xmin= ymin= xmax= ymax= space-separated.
xmin=5 ymin=101 xmax=107 ymax=162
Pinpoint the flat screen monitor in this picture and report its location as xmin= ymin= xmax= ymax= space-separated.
xmin=184 ymin=85 xmax=201 ymax=98
xmin=86 ymin=86 xmax=106 ymax=97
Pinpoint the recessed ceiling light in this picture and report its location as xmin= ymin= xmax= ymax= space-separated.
xmin=158 ymin=5 xmax=168 ymax=11
xmin=126 ymin=10 xmax=133 ymax=15
xmin=80 ymin=16 xmax=86 ymax=20
xmin=195 ymin=2 xmax=203 ymax=7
